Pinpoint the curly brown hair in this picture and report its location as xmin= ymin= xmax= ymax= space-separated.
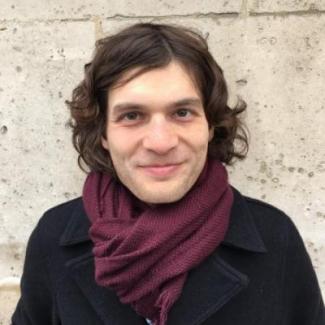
xmin=66 ymin=23 xmax=249 ymax=174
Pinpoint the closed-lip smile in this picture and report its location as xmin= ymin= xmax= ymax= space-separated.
xmin=139 ymin=163 xmax=183 ymax=178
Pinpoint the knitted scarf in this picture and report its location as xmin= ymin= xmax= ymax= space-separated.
xmin=82 ymin=158 xmax=233 ymax=325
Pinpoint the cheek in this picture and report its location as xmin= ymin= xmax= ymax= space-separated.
xmin=107 ymin=131 xmax=138 ymax=161
xmin=184 ymin=126 xmax=210 ymax=149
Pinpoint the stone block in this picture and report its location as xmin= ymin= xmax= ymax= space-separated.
xmin=1 ymin=0 xmax=107 ymax=21
xmin=0 ymin=243 xmax=24 ymax=282
xmin=0 ymin=281 xmax=20 ymax=325
xmin=1 ymin=0 xmax=242 ymax=21
xmin=0 ymin=20 xmax=94 ymax=245
xmin=249 ymin=0 xmax=325 ymax=13
xmin=0 ymin=20 xmax=96 ymax=321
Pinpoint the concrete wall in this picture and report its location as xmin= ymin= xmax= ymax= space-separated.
xmin=1 ymin=0 xmax=324 ymax=323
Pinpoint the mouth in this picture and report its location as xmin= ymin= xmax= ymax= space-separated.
xmin=138 ymin=163 xmax=183 ymax=178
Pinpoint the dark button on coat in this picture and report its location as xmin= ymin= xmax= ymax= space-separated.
xmin=12 ymin=188 xmax=325 ymax=324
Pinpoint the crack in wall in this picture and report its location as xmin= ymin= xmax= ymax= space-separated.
xmin=0 ymin=8 xmax=325 ymax=26
xmin=92 ymin=15 xmax=103 ymax=39
xmin=249 ymin=9 xmax=325 ymax=17
xmin=0 ymin=12 xmax=239 ymax=25
xmin=240 ymin=0 xmax=249 ymax=18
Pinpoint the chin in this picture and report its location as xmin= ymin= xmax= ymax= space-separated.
xmin=132 ymin=182 xmax=191 ymax=204
xmin=140 ymin=194 xmax=183 ymax=204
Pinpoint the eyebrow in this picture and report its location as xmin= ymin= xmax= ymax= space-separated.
xmin=111 ymin=97 xmax=202 ymax=115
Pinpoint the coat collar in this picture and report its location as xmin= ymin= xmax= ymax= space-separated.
xmin=59 ymin=187 xmax=267 ymax=325
xmin=59 ymin=186 xmax=267 ymax=253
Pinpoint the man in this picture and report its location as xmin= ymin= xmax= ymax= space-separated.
xmin=12 ymin=23 xmax=324 ymax=325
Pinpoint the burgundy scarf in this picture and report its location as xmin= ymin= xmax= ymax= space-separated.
xmin=83 ymin=158 xmax=233 ymax=325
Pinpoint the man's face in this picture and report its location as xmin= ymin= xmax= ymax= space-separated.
xmin=102 ymin=61 xmax=213 ymax=204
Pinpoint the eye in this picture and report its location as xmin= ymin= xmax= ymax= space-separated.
xmin=123 ymin=112 xmax=139 ymax=121
xmin=123 ymin=111 xmax=140 ymax=120
xmin=115 ymin=111 xmax=144 ymax=125
xmin=175 ymin=108 xmax=193 ymax=119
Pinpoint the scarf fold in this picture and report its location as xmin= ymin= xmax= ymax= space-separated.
xmin=82 ymin=158 xmax=233 ymax=325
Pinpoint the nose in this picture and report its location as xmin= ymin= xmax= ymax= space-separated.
xmin=142 ymin=116 xmax=178 ymax=154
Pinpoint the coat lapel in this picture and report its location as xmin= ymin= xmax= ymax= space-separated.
xmin=60 ymin=187 xmax=267 ymax=325
xmin=66 ymin=252 xmax=147 ymax=324
xmin=167 ymin=252 xmax=249 ymax=325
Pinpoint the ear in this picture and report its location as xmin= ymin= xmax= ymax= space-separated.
xmin=208 ymin=127 xmax=214 ymax=142
xmin=101 ymin=136 xmax=109 ymax=151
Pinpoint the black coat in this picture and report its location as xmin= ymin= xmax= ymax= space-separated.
xmin=12 ymin=188 xmax=325 ymax=325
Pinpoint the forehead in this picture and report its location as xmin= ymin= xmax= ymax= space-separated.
xmin=108 ymin=61 xmax=201 ymax=105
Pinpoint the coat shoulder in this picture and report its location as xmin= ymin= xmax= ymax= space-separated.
xmin=239 ymin=195 xmax=325 ymax=324
xmin=244 ymin=194 xmax=297 ymax=233
xmin=40 ymin=197 xmax=83 ymax=222
xmin=35 ymin=197 xmax=85 ymax=244
xmin=235 ymin=190 xmax=303 ymax=252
